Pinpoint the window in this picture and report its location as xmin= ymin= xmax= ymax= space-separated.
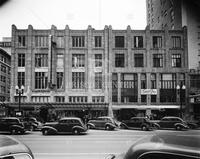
xmin=172 ymin=36 xmax=181 ymax=48
xmin=1 ymin=65 xmax=6 ymax=73
xmin=172 ymin=54 xmax=181 ymax=67
xmin=35 ymin=72 xmax=48 ymax=89
xmin=72 ymin=54 xmax=85 ymax=67
xmin=55 ymin=96 xmax=65 ymax=103
xmin=18 ymin=36 xmax=26 ymax=47
xmin=151 ymin=95 xmax=157 ymax=103
xmin=56 ymin=72 xmax=64 ymax=89
xmin=151 ymin=74 xmax=156 ymax=89
xmin=141 ymin=74 xmax=146 ymax=89
xmin=0 ymin=75 xmax=6 ymax=83
xmin=56 ymin=36 xmax=64 ymax=48
xmin=31 ymin=96 xmax=50 ymax=102
xmin=95 ymin=72 xmax=103 ymax=89
xmin=134 ymin=36 xmax=143 ymax=48
xmin=18 ymin=72 xmax=25 ymax=87
xmin=112 ymin=73 xmax=118 ymax=102
xmin=152 ymin=36 xmax=162 ymax=48
xmin=72 ymin=36 xmax=85 ymax=47
xmin=92 ymin=96 xmax=105 ymax=103
xmin=35 ymin=36 xmax=48 ymax=47
xmin=115 ymin=36 xmax=124 ymax=48
xmin=35 ymin=54 xmax=48 ymax=67
xmin=57 ymin=54 xmax=64 ymax=68
xmin=115 ymin=54 xmax=124 ymax=67
xmin=69 ymin=96 xmax=87 ymax=103
xmin=18 ymin=54 xmax=25 ymax=67
xmin=95 ymin=54 xmax=102 ymax=67
xmin=141 ymin=95 xmax=147 ymax=103
xmin=72 ymin=72 xmax=85 ymax=89
xmin=134 ymin=54 xmax=144 ymax=67
xmin=95 ymin=36 xmax=102 ymax=47
xmin=153 ymin=54 xmax=163 ymax=67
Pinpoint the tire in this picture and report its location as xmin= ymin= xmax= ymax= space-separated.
xmin=29 ymin=126 xmax=34 ymax=132
xmin=105 ymin=125 xmax=110 ymax=130
xmin=87 ymin=125 xmax=91 ymax=129
xmin=141 ymin=125 xmax=147 ymax=131
xmin=73 ymin=129 xmax=80 ymax=135
xmin=42 ymin=129 xmax=48 ymax=135
xmin=176 ymin=125 xmax=182 ymax=131
xmin=10 ymin=129 xmax=16 ymax=135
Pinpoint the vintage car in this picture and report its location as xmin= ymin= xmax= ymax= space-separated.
xmin=106 ymin=131 xmax=200 ymax=159
xmin=41 ymin=117 xmax=87 ymax=135
xmin=0 ymin=117 xmax=28 ymax=134
xmin=87 ymin=116 xmax=119 ymax=130
xmin=120 ymin=117 xmax=157 ymax=131
xmin=20 ymin=117 xmax=43 ymax=131
xmin=153 ymin=116 xmax=191 ymax=130
xmin=0 ymin=135 xmax=34 ymax=159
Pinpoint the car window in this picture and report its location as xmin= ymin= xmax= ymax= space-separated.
xmin=161 ymin=118 xmax=169 ymax=121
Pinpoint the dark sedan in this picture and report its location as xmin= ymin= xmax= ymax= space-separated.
xmin=0 ymin=135 xmax=34 ymax=159
xmin=87 ymin=116 xmax=119 ymax=130
xmin=106 ymin=131 xmax=200 ymax=159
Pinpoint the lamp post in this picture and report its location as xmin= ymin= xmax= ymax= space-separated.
xmin=15 ymin=85 xmax=24 ymax=116
xmin=176 ymin=84 xmax=186 ymax=118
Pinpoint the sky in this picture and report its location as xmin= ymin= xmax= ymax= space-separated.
xmin=0 ymin=0 xmax=147 ymax=40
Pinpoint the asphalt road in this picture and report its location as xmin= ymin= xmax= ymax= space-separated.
xmin=12 ymin=129 xmax=200 ymax=159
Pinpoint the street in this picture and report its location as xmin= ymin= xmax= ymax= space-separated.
xmin=11 ymin=129 xmax=200 ymax=159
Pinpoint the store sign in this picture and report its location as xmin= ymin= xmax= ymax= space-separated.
xmin=141 ymin=89 xmax=157 ymax=95
xmin=0 ymin=42 xmax=11 ymax=47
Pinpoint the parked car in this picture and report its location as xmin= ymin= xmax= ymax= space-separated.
xmin=105 ymin=131 xmax=200 ymax=159
xmin=87 ymin=116 xmax=119 ymax=130
xmin=0 ymin=135 xmax=34 ymax=159
xmin=41 ymin=117 xmax=87 ymax=135
xmin=0 ymin=117 xmax=28 ymax=134
xmin=20 ymin=117 xmax=43 ymax=131
xmin=152 ymin=116 xmax=190 ymax=130
xmin=120 ymin=117 xmax=157 ymax=131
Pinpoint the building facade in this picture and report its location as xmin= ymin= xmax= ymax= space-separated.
xmin=10 ymin=25 xmax=188 ymax=120
xmin=146 ymin=0 xmax=200 ymax=119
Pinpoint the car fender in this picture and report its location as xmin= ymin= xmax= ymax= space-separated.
xmin=152 ymin=123 xmax=160 ymax=129
xmin=41 ymin=126 xmax=58 ymax=133
xmin=87 ymin=123 xmax=95 ymax=129
xmin=72 ymin=125 xmax=85 ymax=131
xmin=10 ymin=125 xmax=24 ymax=131
xmin=105 ymin=122 xmax=116 ymax=128
xmin=174 ymin=123 xmax=188 ymax=129
xmin=120 ymin=122 xmax=128 ymax=129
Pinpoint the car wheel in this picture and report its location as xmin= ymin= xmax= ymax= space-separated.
xmin=10 ymin=129 xmax=16 ymax=135
xmin=176 ymin=125 xmax=182 ymax=131
xmin=87 ymin=125 xmax=91 ymax=129
xmin=29 ymin=126 xmax=34 ymax=132
xmin=105 ymin=125 xmax=110 ymax=130
xmin=42 ymin=129 xmax=48 ymax=135
xmin=73 ymin=129 xmax=80 ymax=135
xmin=141 ymin=126 xmax=147 ymax=131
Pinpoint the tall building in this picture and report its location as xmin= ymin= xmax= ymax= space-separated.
xmin=11 ymin=24 xmax=188 ymax=120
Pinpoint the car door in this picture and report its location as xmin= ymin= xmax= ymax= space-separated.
xmin=0 ymin=119 xmax=7 ymax=131
xmin=128 ymin=118 xmax=137 ymax=128
xmin=56 ymin=119 xmax=69 ymax=132
xmin=159 ymin=118 xmax=170 ymax=128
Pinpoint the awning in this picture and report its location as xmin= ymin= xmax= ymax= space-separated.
xmin=112 ymin=104 xmax=180 ymax=110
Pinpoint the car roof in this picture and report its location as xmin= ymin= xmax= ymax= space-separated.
xmin=124 ymin=132 xmax=200 ymax=159
xmin=60 ymin=117 xmax=81 ymax=120
xmin=162 ymin=116 xmax=182 ymax=119
xmin=0 ymin=135 xmax=32 ymax=157
xmin=130 ymin=117 xmax=147 ymax=119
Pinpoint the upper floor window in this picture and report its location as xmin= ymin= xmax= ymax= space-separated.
xmin=172 ymin=36 xmax=181 ymax=48
xmin=151 ymin=73 xmax=156 ymax=89
xmin=95 ymin=54 xmax=102 ymax=67
xmin=18 ymin=54 xmax=25 ymax=67
xmin=134 ymin=36 xmax=143 ymax=48
xmin=152 ymin=36 xmax=162 ymax=48
xmin=134 ymin=54 xmax=144 ymax=67
xmin=92 ymin=96 xmax=105 ymax=103
xmin=141 ymin=73 xmax=146 ymax=89
xmin=95 ymin=36 xmax=102 ymax=47
xmin=57 ymin=54 xmax=64 ymax=68
xmin=35 ymin=72 xmax=48 ymax=89
xmin=1 ymin=65 xmax=6 ymax=73
xmin=35 ymin=36 xmax=48 ymax=47
xmin=72 ymin=36 xmax=85 ymax=47
xmin=72 ymin=72 xmax=85 ymax=89
xmin=172 ymin=54 xmax=181 ymax=67
xmin=153 ymin=54 xmax=163 ymax=67
xmin=35 ymin=54 xmax=48 ymax=67
xmin=115 ymin=54 xmax=124 ymax=67
xmin=17 ymin=72 xmax=25 ymax=87
xmin=18 ymin=36 xmax=26 ymax=47
xmin=55 ymin=96 xmax=65 ymax=103
xmin=72 ymin=54 xmax=85 ymax=68
xmin=95 ymin=72 xmax=103 ymax=89
xmin=56 ymin=36 xmax=64 ymax=48
xmin=115 ymin=36 xmax=124 ymax=48
xmin=56 ymin=72 xmax=64 ymax=89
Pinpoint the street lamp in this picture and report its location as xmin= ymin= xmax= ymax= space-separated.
xmin=176 ymin=84 xmax=186 ymax=118
xmin=15 ymin=85 xmax=24 ymax=116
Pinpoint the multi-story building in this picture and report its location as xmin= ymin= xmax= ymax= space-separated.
xmin=146 ymin=0 xmax=200 ymax=119
xmin=10 ymin=24 xmax=188 ymax=120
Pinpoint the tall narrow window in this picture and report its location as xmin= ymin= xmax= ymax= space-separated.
xmin=72 ymin=54 xmax=85 ymax=68
xmin=172 ymin=54 xmax=181 ymax=67
xmin=72 ymin=72 xmax=85 ymax=89
xmin=134 ymin=54 xmax=144 ymax=67
xmin=35 ymin=36 xmax=48 ymax=47
xmin=95 ymin=36 xmax=102 ymax=47
xmin=56 ymin=36 xmax=64 ymax=48
xmin=115 ymin=54 xmax=124 ymax=67
xmin=152 ymin=36 xmax=162 ymax=48
xmin=18 ymin=36 xmax=26 ymax=47
xmin=115 ymin=36 xmax=124 ymax=48
xmin=35 ymin=72 xmax=48 ymax=89
xmin=112 ymin=73 xmax=118 ymax=102
xmin=56 ymin=72 xmax=64 ymax=89
xmin=17 ymin=72 xmax=25 ymax=87
xmin=172 ymin=36 xmax=181 ymax=48
xmin=95 ymin=54 xmax=102 ymax=67
xmin=141 ymin=74 xmax=146 ymax=89
xmin=153 ymin=54 xmax=163 ymax=67
xmin=151 ymin=73 xmax=156 ymax=89
xmin=95 ymin=72 xmax=103 ymax=89
xmin=18 ymin=54 xmax=25 ymax=67
xmin=35 ymin=54 xmax=48 ymax=67
xmin=134 ymin=36 xmax=143 ymax=48
xmin=72 ymin=36 xmax=85 ymax=47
